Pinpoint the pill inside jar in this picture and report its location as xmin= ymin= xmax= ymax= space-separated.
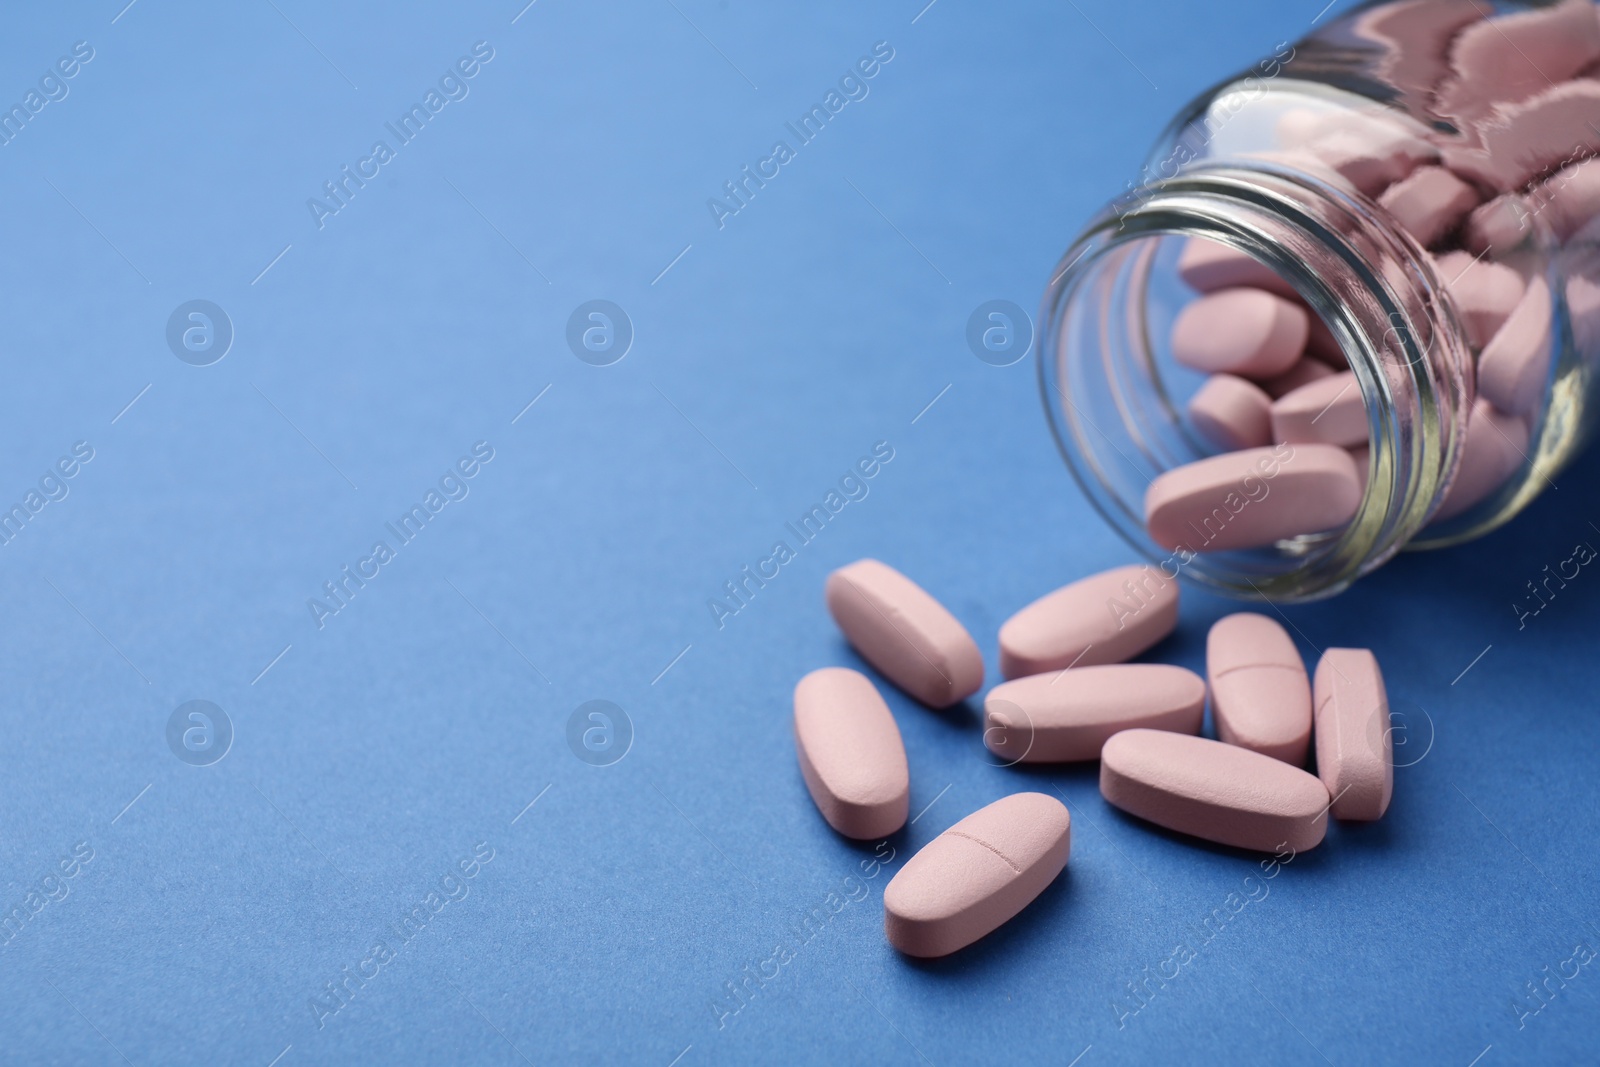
xmin=1039 ymin=0 xmax=1600 ymax=602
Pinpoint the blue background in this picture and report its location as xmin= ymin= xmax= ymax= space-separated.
xmin=1 ymin=1 xmax=1596 ymax=1064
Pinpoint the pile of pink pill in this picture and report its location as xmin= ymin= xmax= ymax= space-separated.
xmin=787 ymin=1 xmax=1600 ymax=959
xmin=794 ymin=558 xmax=1391 ymax=958
xmin=1148 ymin=0 xmax=1600 ymax=550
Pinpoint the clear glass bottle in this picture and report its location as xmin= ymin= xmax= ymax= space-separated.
xmin=1040 ymin=0 xmax=1600 ymax=601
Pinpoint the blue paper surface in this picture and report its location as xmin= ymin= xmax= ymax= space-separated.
xmin=1 ymin=2 xmax=1597 ymax=1064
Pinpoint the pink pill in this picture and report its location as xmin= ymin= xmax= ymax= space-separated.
xmin=1261 ymin=357 xmax=1335 ymax=399
xmin=1271 ymin=371 xmax=1368 ymax=449
xmin=1177 ymin=238 xmax=1296 ymax=298
xmin=983 ymin=664 xmax=1205 ymax=764
xmin=1436 ymin=0 xmax=1600 ymax=125
xmin=1144 ymin=444 xmax=1363 ymax=553
xmin=883 ymin=792 xmax=1070 ymax=958
xmin=1306 ymin=126 xmax=1436 ymax=197
xmin=1188 ymin=374 xmax=1273 ymax=451
xmin=1206 ymin=613 xmax=1312 ymax=766
xmin=1462 ymin=194 xmax=1534 ymax=256
xmin=1171 ymin=289 xmax=1309 ymax=378
xmin=1536 ymin=159 xmax=1600 ymax=244
xmin=1489 ymin=82 xmax=1600 ymax=190
xmin=1379 ymin=165 xmax=1480 ymax=247
xmin=998 ymin=564 xmax=1178 ymax=680
xmin=1432 ymin=400 xmax=1528 ymax=523
xmin=1312 ymin=648 xmax=1393 ymax=821
xmin=1443 ymin=81 xmax=1600 ymax=192
xmin=793 ymin=668 xmax=909 ymax=840
xmin=1434 ymin=144 xmax=1498 ymax=195
xmin=1436 ymin=252 xmax=1525 ymax=348
xmin=1477 ymin=276 xmax=1551 ymax=417
xmin=1353 ymin=0 xmax=1484 ymax=103
xmin=825 ymin=559 xmax=983 ymax=708
xmin=1100 ymin=730 xmax=1330 ymax=853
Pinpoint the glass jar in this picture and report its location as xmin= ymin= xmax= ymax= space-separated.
xmin=1040 ymin=0 xmax=1600 ymax=601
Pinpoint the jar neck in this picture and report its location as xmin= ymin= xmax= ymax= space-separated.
xmin=1040 ymin=160 xmax=1475 ymax=601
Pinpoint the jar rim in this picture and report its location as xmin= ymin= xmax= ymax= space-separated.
xmin=1038 ymin=159 xmax=1474 ymax=601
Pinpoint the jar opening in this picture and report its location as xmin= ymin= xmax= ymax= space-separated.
xmin=1040 ymin=161 xmax=1475 ymax=601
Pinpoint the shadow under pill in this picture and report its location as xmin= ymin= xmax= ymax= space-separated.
xmin=896 ymin=865 xmax=1077 ymax=978
xmin=1100 ymin=802 xmax=1335 ymax=871
xmin=1325 ymin=811 xmax=1398 ymax=853
xmin=995 ymin=760 xmax=1101 ymax=792
xmin=921 ymin=695 xmax=982 ymax=732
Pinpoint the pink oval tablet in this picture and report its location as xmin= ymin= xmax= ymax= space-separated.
xmin=1463 ymin=195 xmax=1534 ymax=256
xmin=883 ymin=792 xmax=1070 ymax=958
xmin=1188 ymin=374 xmax=1273 ymax=451
xmin=1306 ymin=126 xmax=1435 ymax=196
xmin=1437 ymin=252 xmax=1525 ymax=349
xmin=1144 ymin=444 xmax=1362 ymax=553
xmin=1538 ymin=158 xmax=1600 ymax=244
xmin=1312 ymin=648 xmax=1393 ymax=821
xmin=1171 ymin=289 xmax=1309 ymax=379
xmin=793 ymin=668 xmax=909 ymax=839
xmin=998 ymin=564 xmax=1178 ymax=680
xmin=1206 ymin=613 xmax=1312 ymax=766
xmin=1438 ymin=78 xmax=1600 ymax=192
xmin=1477 ymin=276 xmax=1551 ymax=417
xmin=1436 ymin=0 xmax=1600 ymax=125
xmin=984 ymin=664 xmax=1204 ymax=764
xmin=1353 ymin=2 xmax=1484 ymax=106
xmin=1432 ymin=400 xmax=1528 ymax=523
xmin=1444 ymin=76 xmax=1600 ymax=193
xmin=1270 ymin=371 xmax=1369 ymax=448
xmin=1100 ymin=730 xmax=1330 ymax=853
xmin=1378 ymin=165 xmax=1479 ymax=247
xmin=825 ymin=559 xmax=983 ymax=708
xmin=1177 ymin=238 xmax=1296 ymax=297
xmin=1261 ymin=357 xmax=1335 ymax=399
